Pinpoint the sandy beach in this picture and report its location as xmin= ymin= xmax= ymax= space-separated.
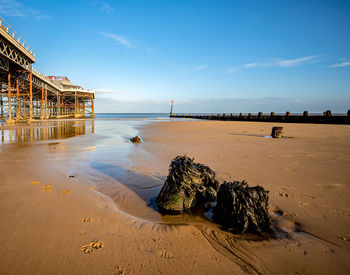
xmin=1 ymin=118 xmax=350 ymax=274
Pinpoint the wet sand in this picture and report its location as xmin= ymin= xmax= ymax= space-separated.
xmin=1 ymin=119 xmax=350 ymax=274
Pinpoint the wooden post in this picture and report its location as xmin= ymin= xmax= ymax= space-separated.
xmin=271 ymin=127 xmax=283 ymax=138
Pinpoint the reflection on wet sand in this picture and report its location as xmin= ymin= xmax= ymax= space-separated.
xmin=0 ymin=120 xmax=94 ymax=144
xmin=90 ymin=161 xmax=217 ymax=226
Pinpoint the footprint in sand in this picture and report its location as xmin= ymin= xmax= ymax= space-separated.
xmin=42 ymin=185 xmax=53 ymax=192
xmin=330 ymin=209 xmax=348 ymax=216
xmin=339 ymin=236 xmax=350 ymax=241
xmin=81 ymin=240 xmax=103 ymax=254
xmin=83 ymin=217 xmax=92 ymax=222
xmin=152 ymin=237 xmax=162 ymax=243
xmin=316 ymin=183 xmax=345 ymax=188
xmin=62 ymin=190 xmax=71 ymax=195
xmin=115 ymin=266 xmax=127 ymax=275
xmin=298 ymin=201 xmax=323 ymax=217
xmin=322 ymin=246 xmax=335 ymax=254
xmin=157 ymin=249 xmax=174 ymax=259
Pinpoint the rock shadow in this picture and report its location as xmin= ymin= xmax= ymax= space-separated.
xmin=90 ymin=161 xmax=165 ymax=208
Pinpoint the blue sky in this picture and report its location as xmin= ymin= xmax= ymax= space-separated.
xmin=1 ymin=0 xmax=350 ymax=113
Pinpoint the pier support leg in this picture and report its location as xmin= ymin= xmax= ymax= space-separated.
xmin=16 ymin=79 xmax=20 ymax=120
xmin=22 ymin=96 xmax=25 ymax=119
xmin=57 ymin=94 xmax=61 ymax=118
xmin=6 ymin=73 xmax=15 ymax=124
xmin=91 ymin=96 xmax=95 ymax=118
xmin=74 ymin=92 xmax=77 ymax=118
xmin=36 ymin=101 xmax=39 ymax=118
xmin=28 ymin=71 xmax=33 ymax=124
xmin=45 ymin=88 xmax=48 ymax=119
xmin=40 ymin=87 xmax=44 ymax=120
xmin=0 ymin=92 xmax=3 ymax=118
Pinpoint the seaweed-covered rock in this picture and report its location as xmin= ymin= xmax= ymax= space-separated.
xmin=213 ymin=181 xmax=271 ymax=234
xmin=156 ymin=156 xmax=219 ymax=214
xmin=130 ymin=136 xmax=141 ymax=143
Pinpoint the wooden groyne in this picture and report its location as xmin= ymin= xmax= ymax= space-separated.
xmin=170 ymin=110 xmax=350 ymax=124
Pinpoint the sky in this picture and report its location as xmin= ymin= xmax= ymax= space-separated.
xmin=0 ymin=0 xmax=350 ymax=113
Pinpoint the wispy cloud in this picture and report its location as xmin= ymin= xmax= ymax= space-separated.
xmin=244 ymin=55 xmax=319 ymax=68
xmin=277 ymin=56 xmax=320 ymax=67
xmin=228 ymin=55 xmax=321 ymax=74
xmin=193 ymin=64 xmax=208 ymax=71
xmin=227 ymin=66 xmax=240 ymax=74
xmin=330 ymin=61 xmax=350 ymax=68
xmin=94 ymin=89 xmax=120 ymax=94
xmin=0 ymin=0 xmax=49 ymax=21
xmin=89 ymin=1 xmax=114 ymax=14
xmin=100 ymin=32 xmax=133 ymax=48
xmin=144 ymin=46 xmax=154 ymax=53
xmin=100 ymin=1 xmax=114 ymax=14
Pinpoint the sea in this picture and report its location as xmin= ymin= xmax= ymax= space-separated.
xmin=95 ymin=113 xmax=170 ymax=120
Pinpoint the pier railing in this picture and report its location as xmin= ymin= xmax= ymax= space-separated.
xmin=0 ymin=16 xmax=36 ymax=58
xmin=170 ymin=110 xmax=350 ymax=124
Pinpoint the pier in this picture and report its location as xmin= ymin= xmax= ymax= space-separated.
xmin=170 ymin=110 xmax=350 ymax=124
xmin=0 ymin=16 xmax=94 ymax=124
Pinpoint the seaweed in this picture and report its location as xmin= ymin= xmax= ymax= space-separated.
xmin=156 ymin=156 xmax=218 ymax=214
xmin=213 ymin=181 xmax=271 ymax=234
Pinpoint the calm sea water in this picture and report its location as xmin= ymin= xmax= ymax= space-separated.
xmin=95 ymin=113 xmax=170 ymax=120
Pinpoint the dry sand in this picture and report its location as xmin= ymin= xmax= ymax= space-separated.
xmin=1 ymin=119 xmax=350 ymax=274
